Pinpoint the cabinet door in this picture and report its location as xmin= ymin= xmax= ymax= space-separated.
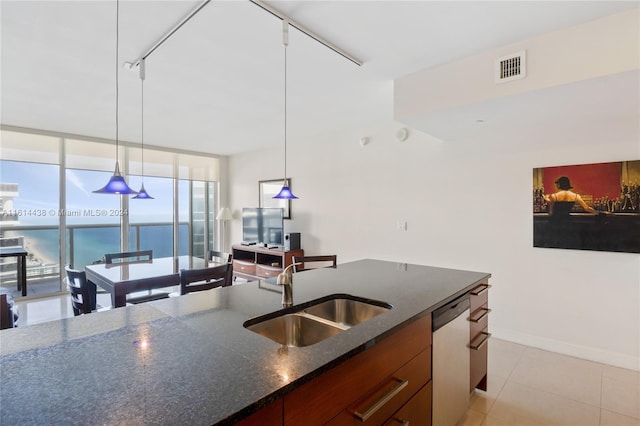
xmin=470 ymin=325 xmax=489 ymax=392
xmin=235 ymin=400 xmax=283 ymax=426
xmin=383 ymin=382 xmax=432 ymax=426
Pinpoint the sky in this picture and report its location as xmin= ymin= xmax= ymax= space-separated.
xmin=1 ymin=160 xmax=189 ymax=225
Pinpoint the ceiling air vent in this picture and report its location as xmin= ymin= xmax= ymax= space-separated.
xmin=495 ymin=50 xmax=526 ymax=83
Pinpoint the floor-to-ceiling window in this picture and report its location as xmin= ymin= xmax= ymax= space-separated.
xmin=65 ymin=168 xmax=121 ymax=269
xmin=181 ymin=180 xmax=217 ymax=259
xmin=128 ymin=175 xmax=177 ymax=258
xmin=0 ymin=131 xmax=62 ymax=297
xmin=191 ymin=181 xmax=206 ymax=258
xmin=207 ymin=182 xmax=217 ymax=255
xmin=0 ymin=160 xmax=61 ymax=296
xmin=0 ymin=127 xmax=222 ymax=300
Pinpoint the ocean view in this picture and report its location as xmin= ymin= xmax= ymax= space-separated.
xmin=1 ymin=160 xmax=206 ymax=294
xmin=5 ymin=224 xmax=189 ymax=271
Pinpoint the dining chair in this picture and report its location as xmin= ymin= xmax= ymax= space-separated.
xmin=179 ymin=263 xmax=233 ymax=295
xmin=105 ymin=250 xmax=153 ymax=265
xmin=208 ymin=250 xmax=232 ymax=264
xmin=65 ymin=265 xmax=98 ymax=316
xmin=0 ymin=291 xmax=17 ymax=329
xmin=292 ymin=255 xmax=337 ymax=273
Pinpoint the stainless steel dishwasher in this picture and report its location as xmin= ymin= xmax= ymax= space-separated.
xmin=432 ymin=294 xmax=471 ymax=426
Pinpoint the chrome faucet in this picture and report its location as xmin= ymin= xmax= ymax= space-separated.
xmin=277 ymin=263 xmax=301 ymax=307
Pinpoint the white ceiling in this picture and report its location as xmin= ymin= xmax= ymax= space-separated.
xmin=1 ymin=1 xmax=637 ymax=156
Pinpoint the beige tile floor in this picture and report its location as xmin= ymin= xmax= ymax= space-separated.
xmin=14 ymin=295 xmax=640 ymax=426
xmin=460 ymin=338 xmax=640 ymax=426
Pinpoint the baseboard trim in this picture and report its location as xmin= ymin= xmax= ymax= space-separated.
xmin=491 ymin=326 xmax=640 ymax=371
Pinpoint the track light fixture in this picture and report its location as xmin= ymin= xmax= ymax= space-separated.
xmin=94 ymin=0 xmax=137 ymax=195
xmin=273 ymin=21 xmax=299 ymax=200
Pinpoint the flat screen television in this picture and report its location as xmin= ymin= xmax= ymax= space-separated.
xmin=242 ymin=208 xmax=284 ymax=246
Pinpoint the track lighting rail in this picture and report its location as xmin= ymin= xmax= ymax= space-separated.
xmin=249 ymin=0 xmax=362 ymax=66
xmin=130 ymin=0 xmax=212 ymax=68
xmin=128 ymin=0 xmax=362 ymax=68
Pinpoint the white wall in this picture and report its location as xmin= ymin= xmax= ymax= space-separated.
xmin=395 ymin=8 xmax=639 ymax=122
xmin=229 ymin=119 xmax=639 ymax=370
xmin=227 ymin=8 xmax=640 ymax=370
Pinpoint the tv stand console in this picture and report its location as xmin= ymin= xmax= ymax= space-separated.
xmin=232 ymin=244 xmax=304 ymax=281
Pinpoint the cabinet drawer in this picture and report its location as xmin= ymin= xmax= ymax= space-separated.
xmin=469 ymin=283 xmax=490 ymax=313
xmin=327 ymin=350 xmax=431 ymax=425
xmin=469 ymin=305 xmax=490 ymax=338
xmin=256 ymin=264 xmax=282 ymax=278
xmin=470 ymin=326 xmax=490 ymax=392
xmin=384 ymin=382 xmax=432 ymax=426
xmin=284 ymin=315 xmax=432 ymax=425
xmin=233 ymin=260 xmax=256 ymax=275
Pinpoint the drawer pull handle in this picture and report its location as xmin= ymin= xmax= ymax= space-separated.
xmin=353 ymin=377 xmax=408 ymax=422
xmin=468 ymin=308 xmax=491 ymax=323
xmin=469 ymin=332 xmax=491 ymax=350
xmin=391 ymin=418 xmax=410 ymax=426
xmin=470 ymin=284 xmax=491 ymax=296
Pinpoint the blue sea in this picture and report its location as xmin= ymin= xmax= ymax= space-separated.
xmin=11 ymin=225 xmax=189 ymax=270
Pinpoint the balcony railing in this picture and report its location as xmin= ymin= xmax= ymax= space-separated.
xmin=0 ymin=222 xmax=191 ymax=296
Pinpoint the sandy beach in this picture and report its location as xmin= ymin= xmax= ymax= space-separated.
xmin=3 ymin=230 xmax=57 ymax=265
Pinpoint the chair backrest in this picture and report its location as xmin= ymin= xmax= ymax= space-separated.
xmin=105 ymin=250 xmax=153 ymax=265
xmin=0 ymin=293 xmax=14 ymax=329
xmin=208 ymin=250 xmax=232 ymax=264
xmin=65 ymin=265 xmax=94 ymax=316
xmin=293 ymin=255 xmax=337 ymax=273
xmin=180 ymin=263 xmax=232 ymax=295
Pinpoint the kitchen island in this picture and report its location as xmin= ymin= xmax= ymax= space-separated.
xmin=0 ymin=259 xmax=490 ymax=425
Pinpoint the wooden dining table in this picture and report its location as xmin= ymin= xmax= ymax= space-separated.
xmin=85 ymin=256 xmax=208 ymax=308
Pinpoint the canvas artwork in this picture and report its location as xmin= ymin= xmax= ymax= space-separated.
xmin=533 ymin=160 xmax=640 ymax=253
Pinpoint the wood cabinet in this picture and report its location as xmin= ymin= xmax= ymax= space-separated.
xmin=232 ymin=245 xmax=304 ymax=281
xmin=236 ymin=280 xmax=491 ymax=425
xmin=284 ymin=314 xmax=432 ymax=425
xmin=235 ymin=400 xmax=283 ymax=426
xmin=383 ymin=382 xmax=432 ymax=426
xmin=469 ymin=281 xmax=491 ymax=392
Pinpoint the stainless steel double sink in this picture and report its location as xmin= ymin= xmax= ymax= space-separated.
xmin=243 ymin=294 xmax=392 ymax=347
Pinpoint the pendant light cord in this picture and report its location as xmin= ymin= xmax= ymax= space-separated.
xmin=115 ymin=0 xmax=120 ymax=161
xmin=283 ymin=43 xmax=287 ymax=180
xmin=282 ymin=20 xmax=289 ymax=181
xmin=141 ymin=72 xmax=145 ymax=182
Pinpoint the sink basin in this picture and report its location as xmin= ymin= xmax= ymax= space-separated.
xmin=303 ymin=298 xmax=390 ymax=327
xmin=245 ymin=313 xmax=343 ymax=347
xmin=244 ymin=294 xmax=392 ymax=347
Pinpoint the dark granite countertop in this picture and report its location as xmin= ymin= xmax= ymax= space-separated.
xmin=0 ymin=259 xmax=490 ymax=425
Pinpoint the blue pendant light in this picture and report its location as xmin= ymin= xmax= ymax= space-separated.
xmin=94 ymin=161 xmax=137 ymax=195
xmin=273 ymin=21 xmax=298 ymax=200
xmin=133 ymin=59 xmax=153 ymax=199
xmin=94 ymin=0 xmax=137 ymax=195
xmin=132 ymin=183 xmax=153 ymax=199
xmin=273 ymin=179 xmax=297 ymax=199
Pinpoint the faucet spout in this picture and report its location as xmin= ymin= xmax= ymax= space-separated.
xmin=277 ymin=263 xmax=301 ymax=307
xmin=281 ymin=282 xmax=293 ymax=308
